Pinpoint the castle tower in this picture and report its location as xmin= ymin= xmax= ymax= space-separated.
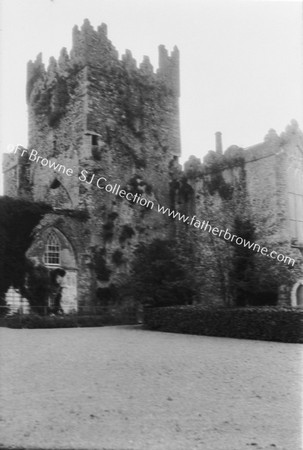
xmin=26 ymin=19 xmax=181 ymax=209
xmin=5 ymin=20 xmax=182 ymax=314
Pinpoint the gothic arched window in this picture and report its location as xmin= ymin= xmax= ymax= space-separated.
xmin=44 ymin=231 xmax=61 ymax=266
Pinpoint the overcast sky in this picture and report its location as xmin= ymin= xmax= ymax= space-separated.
xmin=0 ymin=0 xmax=302 ymax=193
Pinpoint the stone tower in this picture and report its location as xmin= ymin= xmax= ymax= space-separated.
xmin=4 ymin=19 xmax=181 ymax=314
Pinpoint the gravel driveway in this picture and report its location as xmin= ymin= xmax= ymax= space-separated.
xmin=0 ymin=326 xmax=302 ymax=450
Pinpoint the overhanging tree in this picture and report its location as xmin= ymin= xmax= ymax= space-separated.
xmin=0 ymin=196 xmax=51 ymax=312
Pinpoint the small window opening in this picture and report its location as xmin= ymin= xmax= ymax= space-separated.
xmin=25 ymin=165 xmax=31 ymax=181
xmin=50 ymin=179 xmax=61 ymax=190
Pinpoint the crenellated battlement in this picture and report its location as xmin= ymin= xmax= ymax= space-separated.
xmin=158 ymin=45 xmax=180 ymax=96
xmin=27 ymin=19 xmax=180 ymax=107
xmin=70 ymin=19 xmax=119 ymax=71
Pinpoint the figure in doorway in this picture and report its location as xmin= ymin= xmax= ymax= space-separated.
xmin=50 ymin=268 xmax=66 ymax=315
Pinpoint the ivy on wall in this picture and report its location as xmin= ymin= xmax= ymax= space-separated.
xmin=28 ymin=62 xmax=81 ymax=127
xmin=94 ymin=248 xmax=111 ymax=282
xmin=49 ymin=76 xmax=70 ymax=126
xmin=204 ymin=171 xmax=234 ymax=200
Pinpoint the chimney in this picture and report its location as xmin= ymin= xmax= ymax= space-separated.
xmin=215 ymin=131 xmax=223 ymax=155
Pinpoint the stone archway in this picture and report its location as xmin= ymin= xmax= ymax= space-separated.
xmin=27 ymin=226 xmax=78 ymax=313
xmin=44 ymin=228 xmax=78 ymax=314
xmin=291 ymin=279 xmax=303 ymax=307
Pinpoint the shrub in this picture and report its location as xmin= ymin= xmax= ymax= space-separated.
xmin=0 ymin=196 xmax=51 ymax=309
xmin=1 ymin=312 xmax=136 ymax=328
xmin=20 ymin=260 xmax=51 ymax=314
xmin=228 ymin=218 xmax=296 ymax=307
xmin=130 ymin=239 xmax=198 ymax=307
xmin=143 ymin=305 xmax=303 ymax=343
xmin=95 ymin=284 xmax=118 ymax=305
xmin=2 ymin=313 xmax=78 ymax=329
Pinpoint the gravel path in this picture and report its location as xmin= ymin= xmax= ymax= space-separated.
xmin=0 ymin=326 xmax=302 ymax=450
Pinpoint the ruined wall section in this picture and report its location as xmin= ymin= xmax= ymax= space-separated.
xmin=181 ymin=149 xmax=249 ymax=305
xmin=181 ymin=124 xmax=303 ymax=306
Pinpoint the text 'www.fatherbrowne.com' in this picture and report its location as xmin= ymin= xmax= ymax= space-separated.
xmin=11 ymin=145 xmax=295 ymax=267
xmin=156 ymin=204 xmax=296 ymax=267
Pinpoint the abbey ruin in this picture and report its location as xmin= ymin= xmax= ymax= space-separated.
xmin=2 ymin=20 xmax=303 ymax=314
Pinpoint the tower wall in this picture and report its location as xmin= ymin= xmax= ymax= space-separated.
xmin=22 ymin=19 xmax=182 ymax=311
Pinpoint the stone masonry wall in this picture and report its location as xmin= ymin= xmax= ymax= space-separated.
xmin=180 ymin=123 xmax=303 ymax=306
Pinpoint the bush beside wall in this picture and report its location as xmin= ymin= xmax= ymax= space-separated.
xmin=143 ymin=305 xmax=303 ymax=343
xmin=0 ymin=312 xmax=136 ymax=329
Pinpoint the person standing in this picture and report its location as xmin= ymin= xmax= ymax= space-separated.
xmin=50 ymin=268 xmax=66 ymax=315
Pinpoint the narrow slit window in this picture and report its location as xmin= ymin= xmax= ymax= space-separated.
xmin=25 ymin=165 xmax=31 ymax=181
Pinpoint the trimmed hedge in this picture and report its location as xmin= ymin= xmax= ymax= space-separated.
xmin=143 ymin=305 xmax=303 ymax=343
xmin=0 ymin=313 xmax=134 ymax=329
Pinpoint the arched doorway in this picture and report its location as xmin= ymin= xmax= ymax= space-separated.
xmin=296 ymin=284 xmax=303 ymax=307
xmin=291 ymin=280 xmax=303 ymax=307
xmin=28 ymin=227 xmax=78 ymax=313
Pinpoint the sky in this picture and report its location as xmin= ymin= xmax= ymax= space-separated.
xmin=0 ymin=0 xmax=302 ymax=194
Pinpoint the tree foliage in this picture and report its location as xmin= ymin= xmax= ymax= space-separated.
xmin=0 ymin=196 xmax=51 ymax=310
xmin=228 ymin=217 xmax=257 ymax=306
xmin=130 ymin=238 xmax=198 ymax=307
xmin=229 ymin=217 xmax=297 ymax=306
xmin=19 ymin=259 xmax=51 ymax=315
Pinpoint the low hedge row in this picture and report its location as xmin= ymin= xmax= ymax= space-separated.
xmin=143 ymin=305 xmax=303 ymax=343
xmin=0 ymin=313 xmax=129 ymax=329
